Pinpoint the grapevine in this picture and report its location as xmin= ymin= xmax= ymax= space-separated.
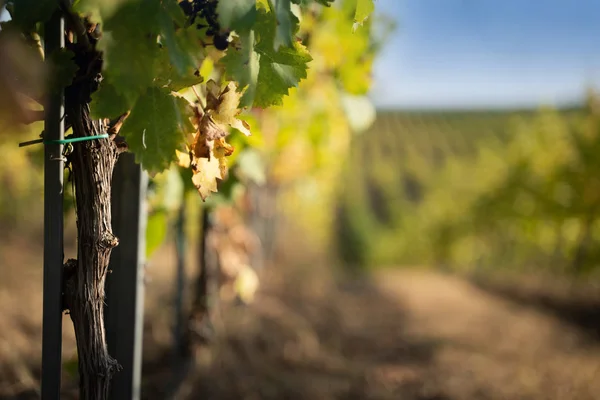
xmin=0 ymin=0 xmax=376 ymax=398
xmin=178 ymin=0 xmax=230 ymax=50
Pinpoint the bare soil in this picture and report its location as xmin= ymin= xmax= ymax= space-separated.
xmin=375 ymin=270 xmax=600 ymax=400
xmin=2 ymin=239 xmax=600 ymax=400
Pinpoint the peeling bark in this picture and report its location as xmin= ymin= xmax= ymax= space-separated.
xmin=63 ymin=106 xmax=121 ymax=399
xmin=62 ymin=39 xmax=121 ymax=399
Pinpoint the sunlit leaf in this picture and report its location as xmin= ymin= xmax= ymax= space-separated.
xmin=353 ymin=0 xmax=374 ymax=29
xmin=222 ymin=8 xmax=311 ymax=108
xmin=120 ymin=87 xmax=193 ymax=174
xmin=90 ymin=79 xmax=132 ymax=119
xmin=271 ymin=0 xmax=296 ymax=50
xmin=98 ymin=0 xmax=161 ymax=103
xmin=217 ymin=0 xmax=257 ymax=32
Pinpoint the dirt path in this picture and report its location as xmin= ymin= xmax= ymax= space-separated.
xmin=3 ymin=237 xmax=600 ymax=400
xmin=374 ymin=269 xmax=600 ymax=400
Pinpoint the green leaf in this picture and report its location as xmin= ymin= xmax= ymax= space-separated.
xmin=217 ymin=0 xmax=257 ymax=32
xmin=314 ymin=0 xmax=334 ymax=5
xmin=90 ymin=79 xmax=133 ymax=119
xmin=158 ymin=2 xmax=201 ymax=76
xmin=10 ymin=0 xmax=56 ymax=31
xmin=120 ymin=87 xmax=193 ymax=174
xmin=46 ymin=49 xmax=79 ymax=93
xmin=222 ymin=30 xmax=260 ymax=107
xmin=100 ymin=0 xmax=204 ymax=97
xmin=271 ymin=0 xmax=295 ymax=50
xmin=98 ymin=0 xmax=161 ymax=103
xmin=222 ymin=9 xmax=311 ymax=108
xmin=291 ymin=0 xmax=333 ymax=6
xmin=154 ymin=48 xmax=203 ymax=92
xmin=72 ymin=0 xmax=132 ymax=23
xmin=146 ymin=210 xmax=168 ymax=257
xmin=354 ymin=0 xmax=374 ymax=27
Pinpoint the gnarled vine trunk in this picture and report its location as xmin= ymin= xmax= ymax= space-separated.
xmin=63 ymin=105 xmax=120 ymax=400
xmin=62 ymin=40 xmax=122 ymax=399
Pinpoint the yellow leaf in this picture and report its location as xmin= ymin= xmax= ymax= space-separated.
xmin=176 ymin=149 xmax=191 ymax=168
xmin=205 ymin=80 xmax=252 ymax=136
xmin=230 ymin=118 xmax=252 ymax=136
xmin=199 ymin=57 xmax=214 ymax=80
xmin=214 ymin=83 xmax=242 ymax=120
xmin=192 ymin=155 xmax=223 ymax=201
xmin=206 ymin=79 xmax=222 ymax=111
xmin=215 ymin=138 xmax=234 ymax=178
xmin=182 ymin=79 xmax=246 ymax=201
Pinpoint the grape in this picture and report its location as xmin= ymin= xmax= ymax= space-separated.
xmin=178 ymin=0 xmax=230 ymax=50
xmin=178 ymin=0 xmax=193 ymax=16
xmin=213 ymin=33 xmax=229 ymax=51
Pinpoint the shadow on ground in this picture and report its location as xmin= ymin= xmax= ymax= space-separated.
xmin=142 ymin=266 xmax=450 ymax=400
xmin=470 ymin=274 xmax=600 ymax=341
xmin=4 ymin=255 xmax=600 ymax=399
xmin=0 ymin=233 xmax=448 ymax=400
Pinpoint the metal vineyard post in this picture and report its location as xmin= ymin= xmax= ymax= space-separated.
xmin=41 ymin=10 xmax=65 ymax=400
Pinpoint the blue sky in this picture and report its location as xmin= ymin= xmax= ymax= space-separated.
xmin=370 ymin=0 xmax=600 ymax=109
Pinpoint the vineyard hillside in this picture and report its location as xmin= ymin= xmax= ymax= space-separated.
xmin=336 ymin=102 xmax=598 ymax=275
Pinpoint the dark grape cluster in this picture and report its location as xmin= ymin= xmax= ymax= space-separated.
xmin=178 ymin=0 xmax=230 ymax=51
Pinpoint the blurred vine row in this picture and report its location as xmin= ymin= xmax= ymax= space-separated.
xmin=336 ymin=91 xmax=600 ymax=276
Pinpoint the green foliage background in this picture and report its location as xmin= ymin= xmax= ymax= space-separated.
xmin=335 ymin=93 xmax=600 ymax=276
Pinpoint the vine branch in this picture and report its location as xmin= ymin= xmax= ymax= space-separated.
xmin=60 ymin=0 xmax=91 ymax=49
